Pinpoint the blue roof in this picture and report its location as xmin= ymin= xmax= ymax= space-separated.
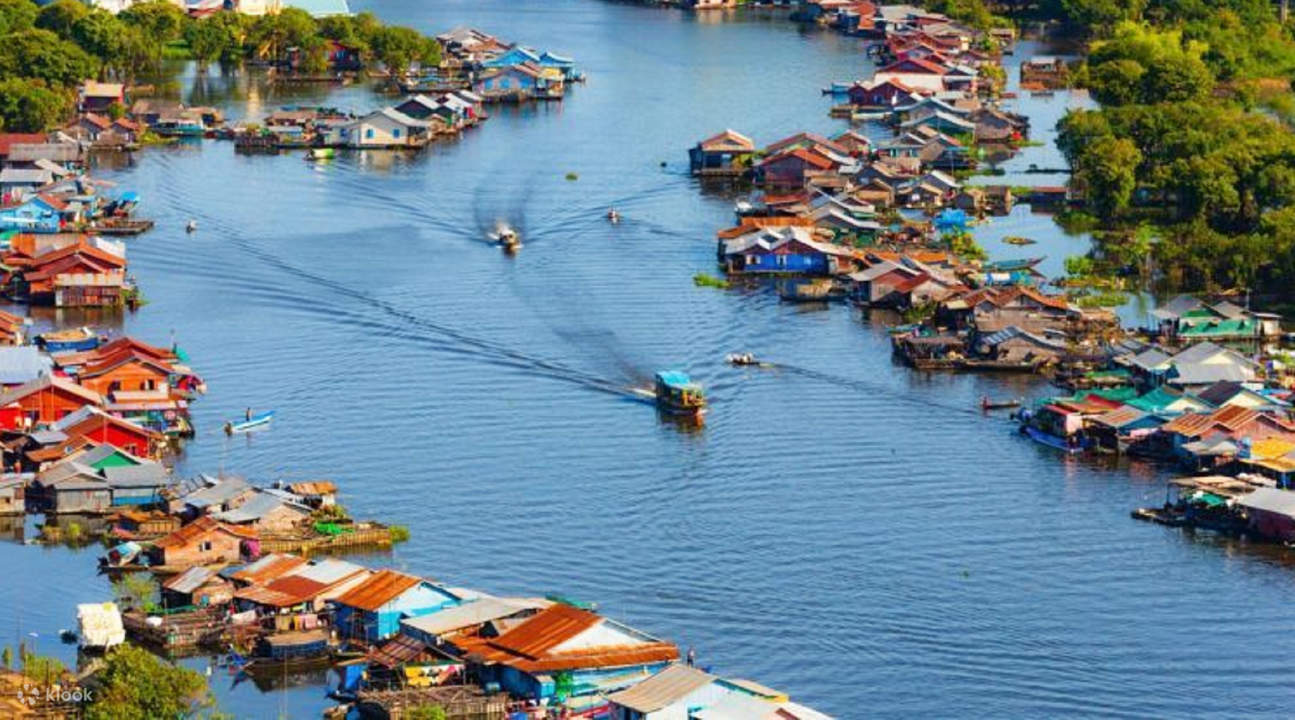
xmin=655 ymin=371 xmax=697 ymax=389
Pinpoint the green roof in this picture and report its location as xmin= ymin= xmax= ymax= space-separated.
xmin=1127 ymin=386 xmax=1206 ymax=414
xmin=1084 ymin=368 xmax=1132 ymax=379
xmin=1053 ymin=387 xmax=1139 ymax=404
xmin=1179 ymin=318 xmax=1255 ymax=337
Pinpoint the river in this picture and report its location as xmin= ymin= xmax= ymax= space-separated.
xmin=1 ymin=1 xmax=1294 ymax=718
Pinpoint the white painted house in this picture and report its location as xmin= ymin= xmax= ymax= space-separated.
xmin=325 ymin=108 xmax=430 ymax=149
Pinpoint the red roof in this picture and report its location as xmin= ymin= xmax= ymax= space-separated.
xmin=764 ymin=132 xmax=848 ymax=158
xmin=879 ymin=57 xmax=950 ymax=75
xmin=762 ymin=148 xmax=835 ymax=171
xmin=333 ymin=569 xmax=422 ymax=612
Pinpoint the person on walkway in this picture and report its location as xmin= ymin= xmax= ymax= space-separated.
xmin=686 ymin=647 xmax=696 ymax=667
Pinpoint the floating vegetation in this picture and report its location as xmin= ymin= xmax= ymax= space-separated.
xmin=693 ymin=272 xmax=730 ymax=289
xmin=1003 ymin=236 xmax=1036 ymax=245
xmin=565 ymin=172 xmax=579 ymax=181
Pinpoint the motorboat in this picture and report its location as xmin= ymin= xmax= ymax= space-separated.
xmin=186 ymin=220 xmax=198 ymax=233
xmin=725 ymin=352 xmax=759 ymax=366
xmin=490 ymin=226 xmax=522 ymax=252
xmin=653 ymin=371 xmax=707 ymax=418
xmin=607 ymin=208 xmax=621 ymax=223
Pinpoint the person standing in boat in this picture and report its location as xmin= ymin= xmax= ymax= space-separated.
xmin=245 ymin=407 xmax=252 ymax=422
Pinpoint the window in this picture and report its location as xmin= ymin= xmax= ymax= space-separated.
xmin=393 ymin=128 xmax=401 ymax=139
xmin=199 ymin=540 xmax=212 ymax=552
xmin=365 ymin=128 xmax=374 ymax=139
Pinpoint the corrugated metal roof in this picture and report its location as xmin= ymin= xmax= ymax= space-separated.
xmin=492 ymin=604 xmax=601 ymax=658
xmin=333 ymin=569 xmax=423 ymax=612
xmin=163 ymin=565 xmax=216 ymax=594
xmin=606 ymin=664 xmax=715 ymax=713
xmin=292 ymin=558 xmax=366 ymax=585
xmin=401 ymin=597 xmax=550 ymax=638
xmin=1238 ymin=487 xmax=1295 ymax=517
xmin=236 ymin=575 xmax=329 ymax=608
xmin=228 ymin=553 xmax=308 ymax=585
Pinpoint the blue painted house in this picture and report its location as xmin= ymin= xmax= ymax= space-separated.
xmin=481 ymin=46 xmax=541 ymax=69
xmin=331 ymin=569 xmax=461 ymax=642
xmin=538 ymin=51 xmax=578 ymax=80
xmin=473 ymin=64 xmax=543 ymax=99
xmin=0 ymin=195 xmax=64 ymax=233
xmin=717 ymin=225 xmax=856 ymax=276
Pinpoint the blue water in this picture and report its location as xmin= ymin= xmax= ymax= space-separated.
xmin=1 ymin=3 xmax=1293 ymax=718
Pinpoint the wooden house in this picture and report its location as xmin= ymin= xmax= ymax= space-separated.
xmin=79 ymin=82 xmax=124 ymax=114
xmin=34 ymin=461 xmax=110 ymax=514
xmin=0 ymin=475 xmax=24 ymax=515
xmin=332 ymin=569 xmax=463 ymax=642
xmin=971 ymin=286 xmax=1077 ymax=334
xmin=162 ymin=566 xmax=234 ymax=608
xmin=51 ymin=406 xmax=161 ymax=459
xmin=210 ymin=489 xmax=311 ymax=534
xmin=233 ymin=558 xmax=370 ymax=614
xmin=758 ymin=149 xmax=836 ymax=188
xmin=689 ymin=129 xmax=755 ymax=177
xmin=75 ymin=349 xmax=173 ymax=398
xmin=831 ymin=129 xmax=872 ymax=157
xmin=150 ymin=516 xmax=257 ymax=569
xmin=109 ymin=509 xmax=180 ymax=538
xmin=0 ymin=376 xmax=101 ymax=430
xmin=847 ymin=79 xmax=921 ymax=108
xmin=1020 ymin=56 xmax=1069 ymax=89
xmin=0 ymin=195 xmax=66 ymax=234
xmin=874 ymin=57 xmax=951 ymax=93
xmin=972 ymin=108 xmax=1028 ymax=144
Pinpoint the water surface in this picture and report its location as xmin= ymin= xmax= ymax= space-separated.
xmin=1 ymin=3 xmax=1293 ymax=718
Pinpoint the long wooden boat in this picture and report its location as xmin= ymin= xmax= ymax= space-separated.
xmin=1021 ymin=425 xmax=1087 ymax=454
xmin=653 ymin=371 xmax=707 ymax=418
xmin=38 ymin=327 xmax=102 ymax=352
xmin=225 ymin=411 xmax=274 ymax=435
xmin=88 ymin=218 xmax=155 ymax=236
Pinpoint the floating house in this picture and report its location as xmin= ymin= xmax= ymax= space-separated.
xmin=718 ymin=225 xmax=857 ymax=276
xmin=332 ymin=569 xmax=463 ymax=642
xmin=151 ymin=516 xmax=257 ymax=568
xmin=326 ymin=108 xmax=430 ymax=149
xmin=1236 ymin=487 xmax=1295 ymax=542
xmin=0 ymin=375 xmax=101 ymax=429
xmin=689 ymin=130 xmax=756 ymax=177
xmin=451 ymin=603 xmax=678 ymax=703
xmin=51 ymin=405 xmax=161 ymax=459
xmin=162 ymin=566 xmax=234 ymax=608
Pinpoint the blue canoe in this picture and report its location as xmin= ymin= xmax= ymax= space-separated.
xmin=225 ymin=411 xmax=274 ymax=434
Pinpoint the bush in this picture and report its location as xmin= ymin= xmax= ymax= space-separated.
xmin=388 ymin=525 xmax=410 ymax=543
xmin=692 ymin=272 xmax=729 ymax=289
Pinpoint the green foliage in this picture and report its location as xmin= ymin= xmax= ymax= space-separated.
xmin=0 ymin=78 xmax=66 ymax=132
xmin=36 ymin=0 xmax=89 ymax=40
xmin=1075 ymin=290 xmax=1130 ymax=307
xmin=0 ymin=27 xmax=97 ymax=89
xmin=1 ymin=645 xmax=10 ymax=669
xmin=22 ymin=653 xmax=67 ymax=682
xmin=405 ymin=705 xmax=447 ymax=720
xmin=0 ymin=0 xmax=37 ymax=36
xmin=1065 ymin=254 xmax=1096 ymax=277
xmin=85 ymin=644 xmax=211 ymax=720
xmin=1060 ymin=0 xmax=1145 ymax=34
xmin=72 ymin=10 xmax=124 ymax=75
xmin=945 ymin=231 xmax=988 ymax=261
xmin=112 ymin=573 xmax=157 ymax=611
xmin=1082 ymin=23 xmax=1212 ymax=105
xmin=370 ymin=24 xmax=438 ymax=78
xmin=388 ymin=524 xmax=411 ymax=543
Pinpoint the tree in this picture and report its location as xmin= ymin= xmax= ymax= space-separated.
xmin=0 ymin=78 xmax=67 ymax=132
xmin=72 ymin=11 xmax=125 ymax=78
xmin=0 ymin=0 xmax=37 ymax=36
xmin=35 ymin=0 xmax=89 ymax=40
xmin=1087 ymin=58 xmax=1144 ymax=105
xmin=1061 ymin=0 xmax=1145 ymax=34
xmin=118 ymin=0 xmax=185 ymax=62
xmin=0 ymin=28 xmax=98 ymax=89
xmin=1080 ymin=137 xmax=1142 ymax=221
xmin=185 ymin=16 xmax=231 ymax=71
xmin=371 ymin=25 xmax=425 ymax=78
xmin=84 ymin=644 xmax=211 ymax=720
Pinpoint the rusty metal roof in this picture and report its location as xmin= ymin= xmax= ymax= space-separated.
xmin=235 ymin=575 xmax=328 ymax=608
xmin=228 ymin=553 xmax=308 ymax=585
xmin=286 ymin=481 xmax=337 ymax=496
xmin=333 ymin=569 xmax=423 ymax=612
xmin=491 ymin=604 xmax=600 ymax=659
xmin=153 ymin=516 xmax=256 ymax=549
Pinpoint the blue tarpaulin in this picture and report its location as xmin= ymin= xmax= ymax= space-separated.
xmin=934 ymin=208 xmax=969 ymax=232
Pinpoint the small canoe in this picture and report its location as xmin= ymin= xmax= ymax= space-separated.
xmin=39 ymin=327 xmax=101 ymax=353
xmin=225 ymin=411 xmax=274 ymax=435
xmin=981 ymin=397 xmax=1021 ymax=410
